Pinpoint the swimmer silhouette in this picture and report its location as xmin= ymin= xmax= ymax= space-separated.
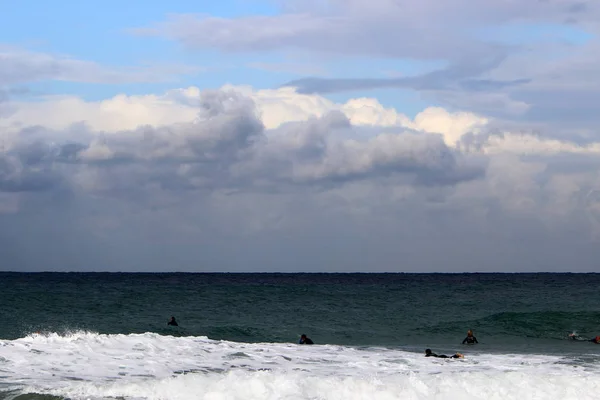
xmin=299 ymin=334 xmax=314 ymax=344
xmin=462 ymin=329 xmax=478 ymax=344
xmin=167 ymin=316 xmax=178 ymax=326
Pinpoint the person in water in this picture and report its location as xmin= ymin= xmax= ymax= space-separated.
xmin=425 ymin=349 xmax=463 ymax=359
xmin=569 ymin=333 xmax=599 ymax=343
xmin=167 ymin=316 xmax=178 ymax=326
xmin=568 ymin=333 xmax=587 ymax=341
xmin=299 ymin=334 xmax=314 ymax=344
xmin=462 ymin=329 xmax=478 ymax=344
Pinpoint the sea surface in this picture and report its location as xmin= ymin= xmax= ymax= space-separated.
xmin=0 ymin=272 xmax=599 ymax=399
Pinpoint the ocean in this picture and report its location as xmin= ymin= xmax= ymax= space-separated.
xmin=0 ymin=272 xmax=599 ymax=399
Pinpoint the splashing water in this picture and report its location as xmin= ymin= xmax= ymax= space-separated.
xmin=1 ymin=332 xmax=599 ymax=400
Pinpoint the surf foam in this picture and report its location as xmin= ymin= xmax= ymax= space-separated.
xmin=0 ymin=332 xmax=598 ymax=399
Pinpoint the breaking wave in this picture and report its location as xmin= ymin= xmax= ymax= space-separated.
xmin=1 ymin=331 xmax=600 ymax=399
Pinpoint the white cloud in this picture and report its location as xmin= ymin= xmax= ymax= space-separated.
xmin=4 ymin=92 xmax=199 ymax=132
xmin=3 ymin=85 xmax=486 ymax=147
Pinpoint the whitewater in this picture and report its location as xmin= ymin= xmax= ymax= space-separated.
xmin=1 ymin=332 xmax=599 ymax=400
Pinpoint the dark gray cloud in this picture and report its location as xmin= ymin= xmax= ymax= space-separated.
xmin=0 ymin=139 xmax=73 ymax=193
xmin=0 ymin=157 xmax=60 ymax=193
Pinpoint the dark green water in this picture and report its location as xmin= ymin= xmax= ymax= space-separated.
xmin=1 ymin=272 xmax=599 ymax=354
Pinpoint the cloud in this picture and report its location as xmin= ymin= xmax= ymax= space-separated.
xmin=3 ymin=86 xmax=487 ymax=197
xmin=0 ymin=46 xmax=200 ymax=85
xmin=2 ymin=88 xmax=480 ymax=195
xmin=0 ymin=139 xmax=69 ymax=193
xmin=482 ymin=132 xmax=600 ymax=156
xmin=130 ymin=1 xmax=600 ymax=128
xmin=281 ymin=51 xmax=530 ymax=94
xmin=2 ymin=90 xmax=200 ymax=132
xmin=2 ymin=85 xmax=488 ymax=146
xmin=3 ymin=85 xmax=600 ymax=271
xmin=133 ymin=1 xmax=600 ymax=58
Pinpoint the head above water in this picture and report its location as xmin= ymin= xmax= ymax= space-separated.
xmin=425 ymin=349 xmax=432 ymax=355
xmin=467 ymin=330 xmax=473 ymax=336
xmin=300 ymin=334 xmax=307 ymax=339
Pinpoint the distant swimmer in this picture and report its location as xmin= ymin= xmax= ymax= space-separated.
xmin=568 ymin=333 xmax=599 ymax=343
xmin=569 ymin=333 xmax=583 ymax=340
xmin=299 ymin=334 xmax=314 ymax=344
xmin=167 ymin=316 xmax=178 ymax=326
xmin=462 ymin=329 xmax=478 ymax=345
xmin=425 ymin=349 xmax=463 ymax=359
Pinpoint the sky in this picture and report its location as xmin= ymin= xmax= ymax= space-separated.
xmin=2 ymin=0 xmax=600 ymax=272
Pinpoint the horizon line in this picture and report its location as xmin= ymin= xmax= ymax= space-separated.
xmin=0 ymin=271 xmax=598 ymax=274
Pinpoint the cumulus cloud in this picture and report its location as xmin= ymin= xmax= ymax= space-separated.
xmin=3 ymin=85 xmax=600 ymax=271
xmin=2 ymin=88 xmax=481 ymax=195
xmin=0 ymin=150 xmax=61 ymax=192
xmin=3 ymin=90 xmax=200 ymax=132
xmin=1 ymin=85 xmax=486 ymax=146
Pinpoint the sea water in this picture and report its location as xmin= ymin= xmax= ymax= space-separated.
xmin=0 ymin=273 xmax=599 ymax=399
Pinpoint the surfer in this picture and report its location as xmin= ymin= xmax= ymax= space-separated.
xmin=462 ymin=329 xmax=478 ymax=344
xmin=569 ymin=333 xmax=599 ymax=343
xmin=167 ymin=316 xmax=178 ymax=326
xmin=299 ymin=334 xmax=314 ymax=344
xmin=425 ymin=349 xmax=463 ymax=359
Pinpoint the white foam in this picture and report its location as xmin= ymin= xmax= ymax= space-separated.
xmin=0 ymin=332 xmax=599 ymax=399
